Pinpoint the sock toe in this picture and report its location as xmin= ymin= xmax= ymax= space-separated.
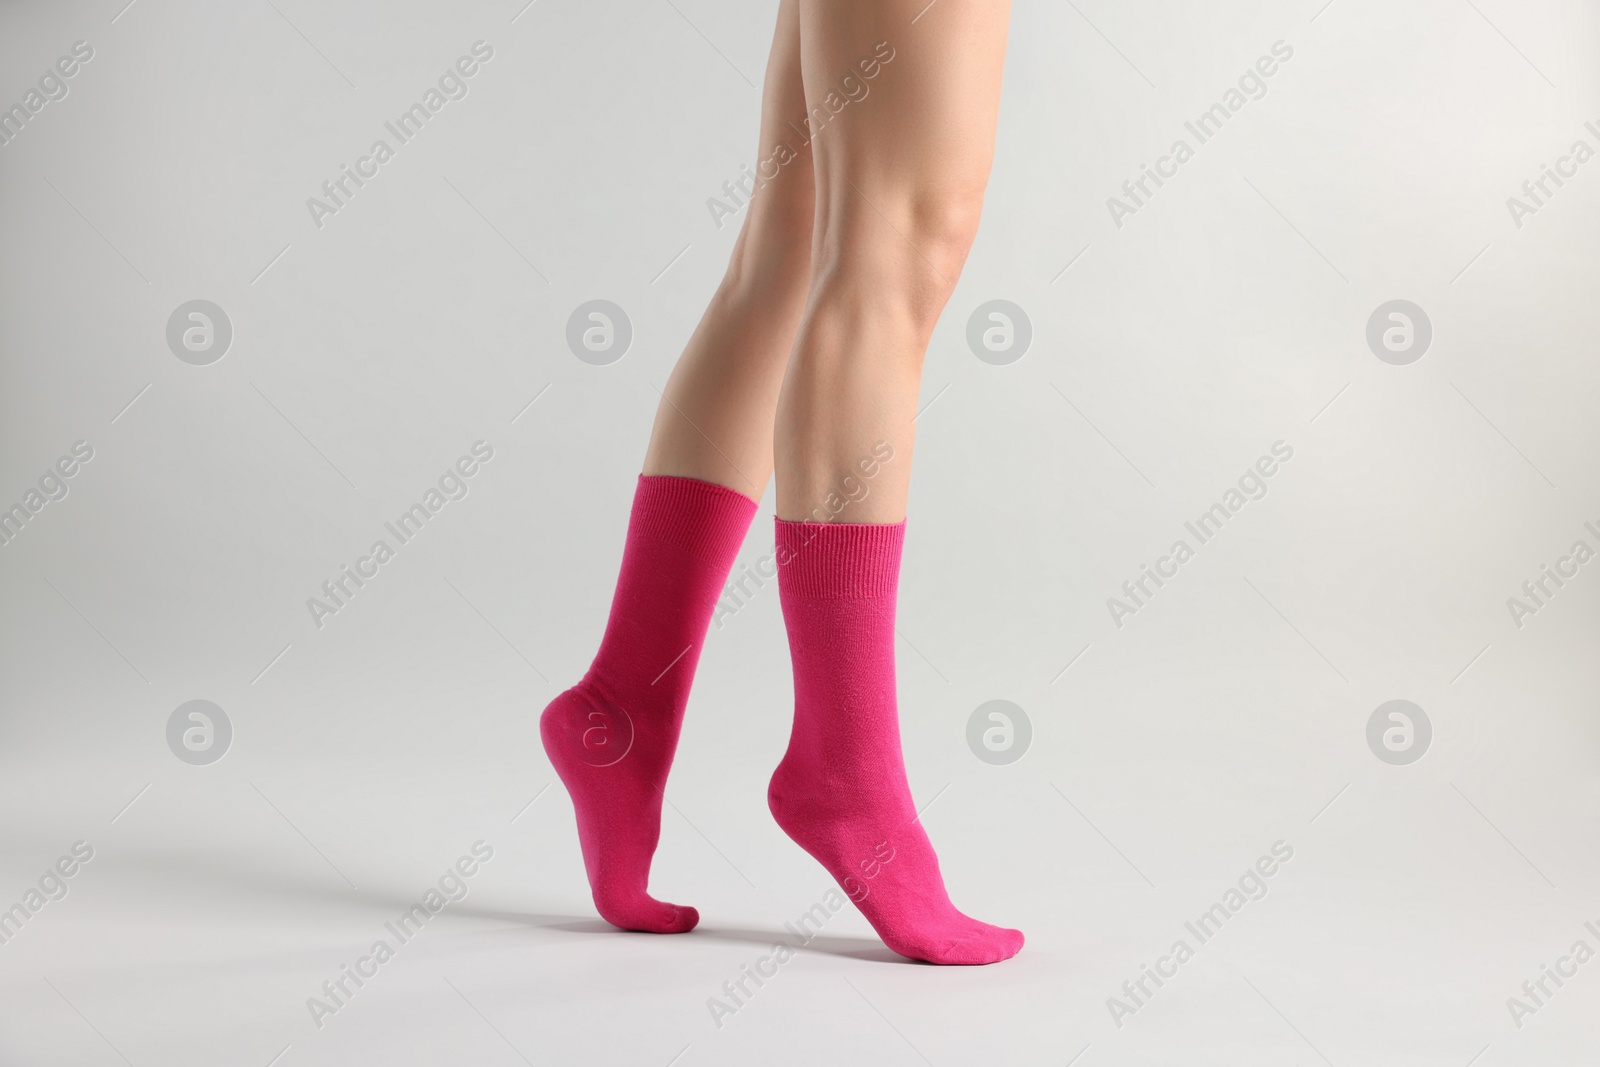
xmin=597 ymin=894 xmax=699 ymax=934
xmin=660 ymin=903 xmax=700 ymax=934
xmin=927 ymin=925 xmax=1025 ymax=965
xmin=990 ymin=925 xmax=1025 ymax=960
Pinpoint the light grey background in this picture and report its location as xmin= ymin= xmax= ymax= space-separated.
xmin=2 ymin=0 xmax=1599 ymax=1063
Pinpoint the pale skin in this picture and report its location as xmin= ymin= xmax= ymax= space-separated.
xmin=642 ymin=0 xmax=1011 ymax=521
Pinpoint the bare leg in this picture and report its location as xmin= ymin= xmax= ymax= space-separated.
xmin=775 ymin=0 xmax=1010 ymax=521
xmin=642 ymin=0 xmax=814 ymax=496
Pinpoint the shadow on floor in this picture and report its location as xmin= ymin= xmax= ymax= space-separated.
xmin=98 ymin=849 xmax=915 ymax=962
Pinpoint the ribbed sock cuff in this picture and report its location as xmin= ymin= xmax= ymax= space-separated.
xmin=631 ymin=474 xmax=758 ymax=563
xmin=774 ymin=518 xmax=905 ymax=599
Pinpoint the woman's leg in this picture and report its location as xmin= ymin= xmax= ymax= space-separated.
xmin=767 ymin=0 xmax=1022 ymax=963
xmin=540 ymin=1 xmax=812 ymax=934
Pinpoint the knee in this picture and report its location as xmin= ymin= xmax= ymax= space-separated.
xmin=902 ymin=182 xmax=988 ymax=283
xmin=813 ymin=180 xmax=988 ymax=331
xmin=723 ymin=171 xmax=815 ymax=296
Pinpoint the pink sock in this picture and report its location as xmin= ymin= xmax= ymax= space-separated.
xmin=768 ymin=519 xmax=1024 ymax=964
xmin=541 ymin=474 xmax=756 ymax=933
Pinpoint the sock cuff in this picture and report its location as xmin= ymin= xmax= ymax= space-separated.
xmin=775 ymin=518 xmax=905 ymax=599
xmin=630 ymin=474 xmax=758 ymax=562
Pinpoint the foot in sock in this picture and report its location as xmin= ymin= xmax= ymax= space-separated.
xmin=540 ymin=474 xmax=756 ymax=934
xmin=766 ymin=518 xmax=1024 ymax=965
